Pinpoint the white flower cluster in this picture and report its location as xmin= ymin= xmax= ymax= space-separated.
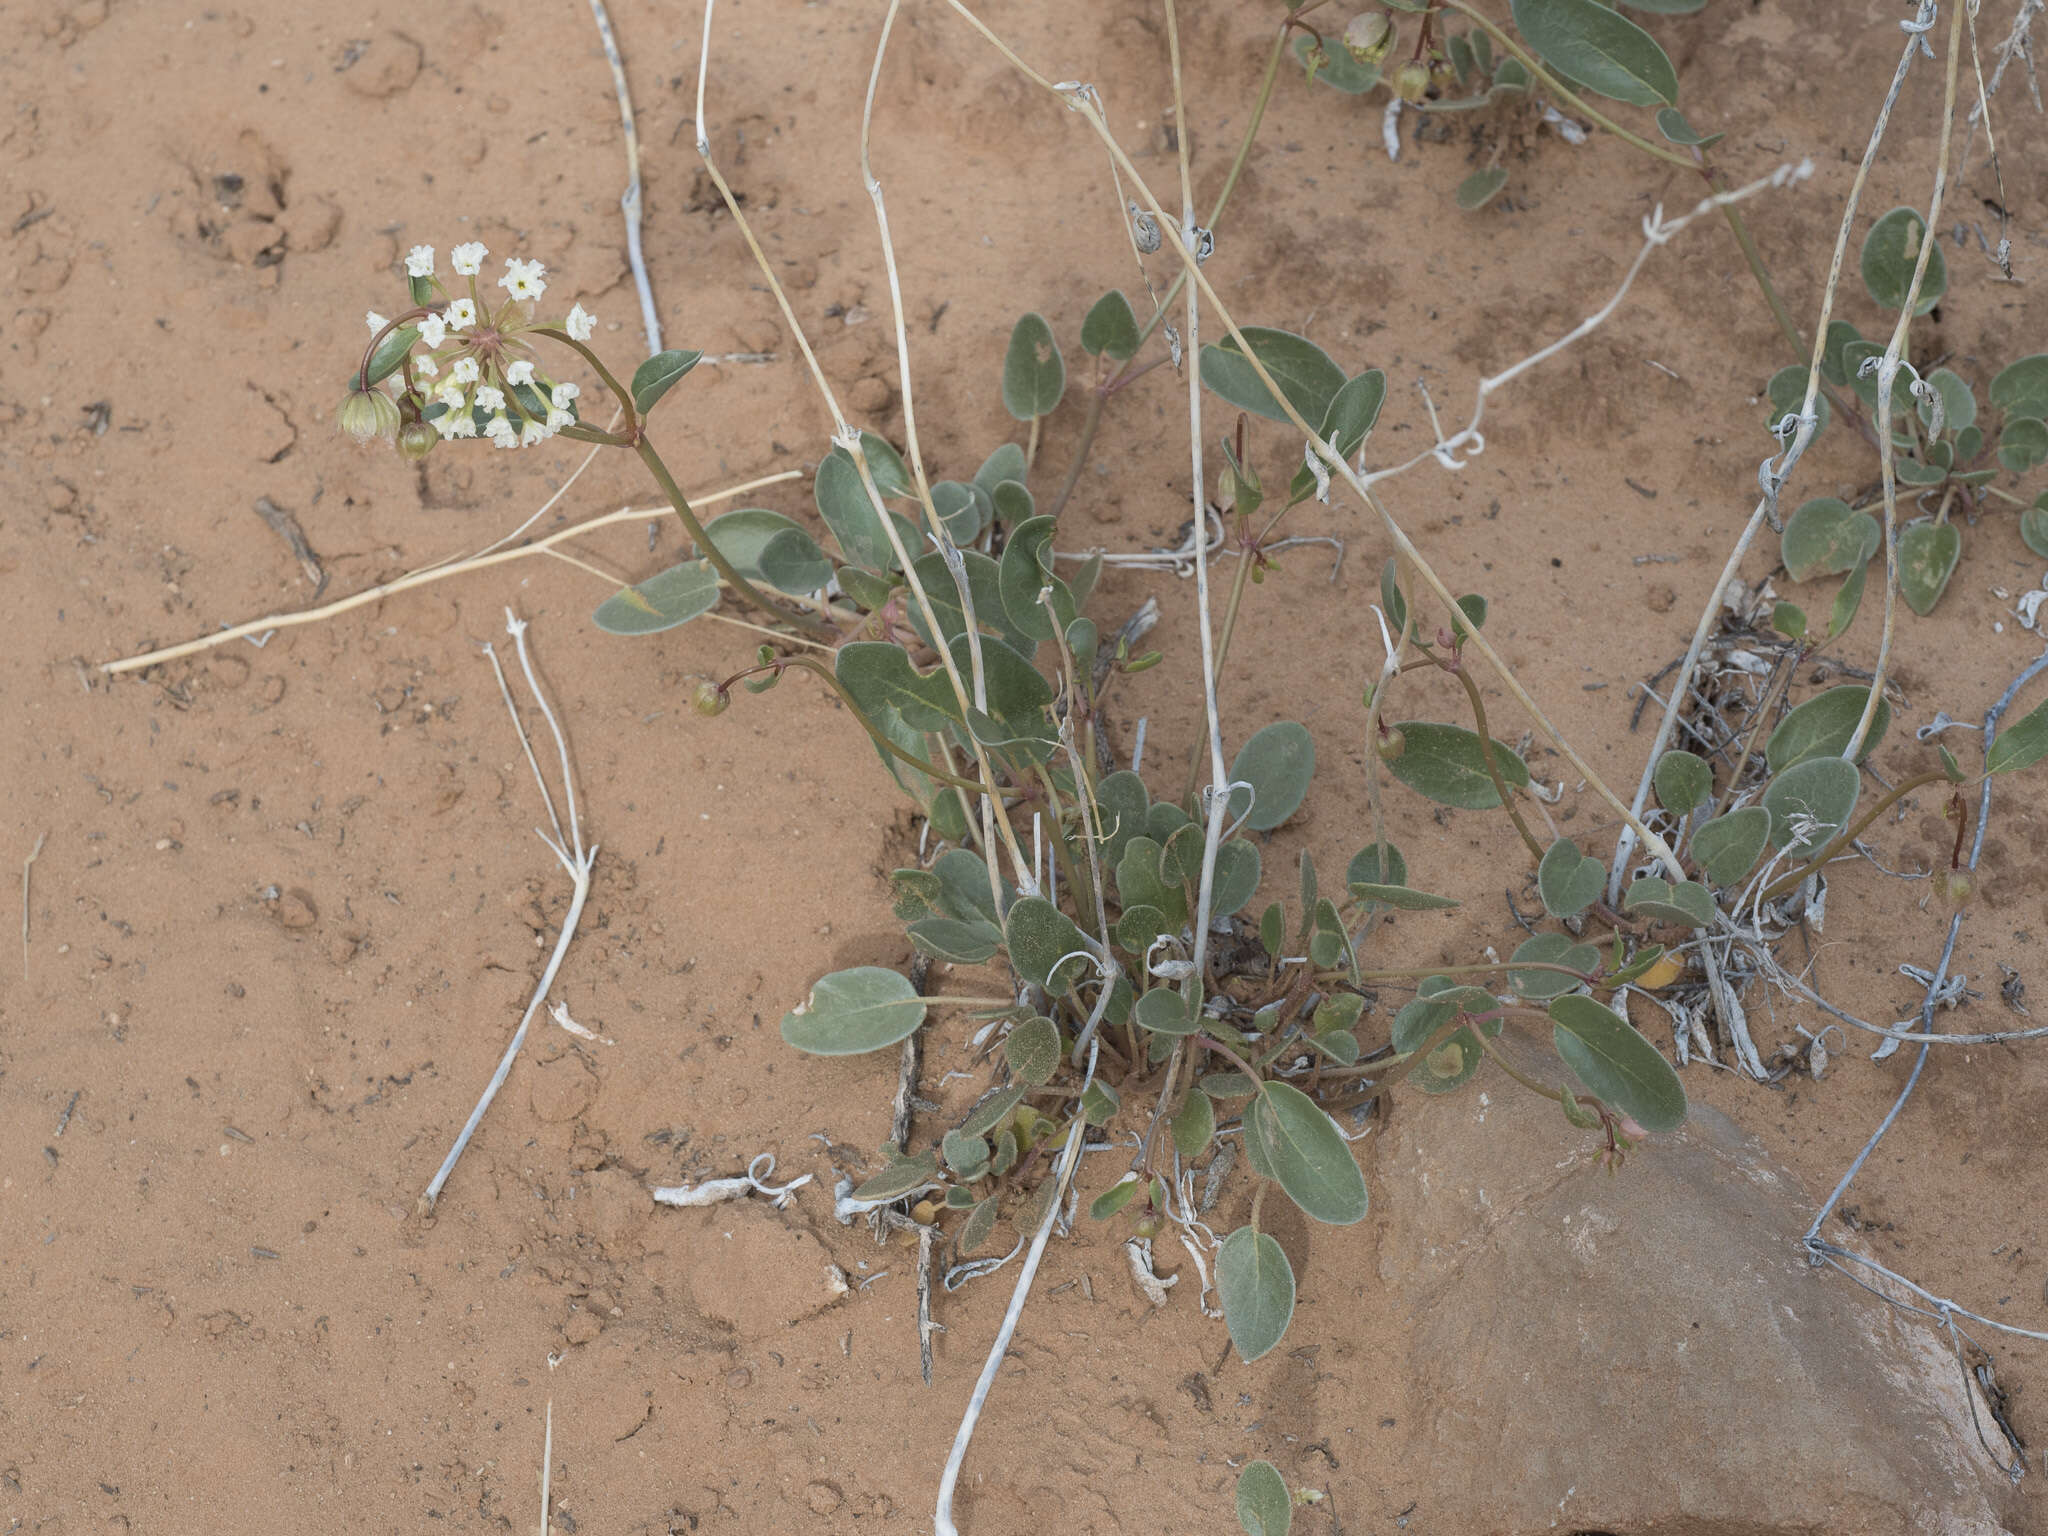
xmin=359 ymin=236 xmax=600 ymax=452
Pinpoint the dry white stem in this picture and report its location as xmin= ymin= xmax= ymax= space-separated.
xmin=651 ymin=1151 xmax=812 ymax=1209
xmin=417 ymin=612 xmax=597 ymax=1217
xmin=548 ymin=999 xmax=613 ymax=1045
xmin=21 ymin=830 xmax=45 ymax=981
xmin=538 ymin=1398 xmax=553 ymax=1536
xmin=585 ymin=0 xmax=663 ymax=354
xmin=1124 ymin=1238 xmax=1178 ymax=1307
xmin=99 ymin=471 xmax=798 ymax=675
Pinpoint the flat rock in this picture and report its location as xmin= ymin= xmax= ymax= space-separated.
xmin=1374 ymin=1080 xmax=2018 ymax=1534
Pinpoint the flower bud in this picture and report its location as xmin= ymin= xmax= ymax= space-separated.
xmin=910 ymin=1199 xmax=938 ymax=1226
xmin=336 ymin=386 xmax=401 ymax=446
xmin=1131 ymin=1212 xmax=1163 ymax=1240
xmin=1941 ymin=867 xmax=1975 ymax=907
xmin=1393 ymin=60 xmax=1432 ymax=103
xmin=688 ymin=677 xmax=730 ymax=717
xmin=396 ymin=419 xmax=438 ymax=462
xmin=1376 ymin=726 xmax=1406 ymax=762
xmin=1344 ymin=12 xmax=1394 ymax=64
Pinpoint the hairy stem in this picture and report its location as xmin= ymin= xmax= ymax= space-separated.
xmin=1450 ymin=660 xmax=1545 ymax=862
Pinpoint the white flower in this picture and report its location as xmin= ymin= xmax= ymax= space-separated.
xmin=441 ymin=411 xmax=478 ymax=439
xmin=498 ymin=257 xmax=547 ymax=302
xmin=366 ymin=310 xmax=389 ymax=334
xmin=550 ymin=381 xmax=580 ymax=408
xmin=520 ymin=419 xmax=550 ymax=447
xmin=435 ymin=380 xmax=468 ymax=411
xmin=564 ymin=303 xmax=595 ymax=342
xmin=546 ymin=406 xmax=575 ymax=430
xmin=418 ymin=314 xmax=448 ymax=350
xmin=485 ymin=413 xmax=516 ymax=442
xmin=504 ymin=360 xmax=535 ymax=386
xmin=414 ymin=354 xmax=439 ymax=378
xmin=451 ymin=356 xmax=481 ymax=384
xmin=446 ymin=297 xmax=477 ymax=331
xmin=451 ymin=241 xmax=488 ymax=276
xmin=473 ymin=385 xmax=506 ymax=412
xmin=405 ymin=245 xmax=435 ymax=278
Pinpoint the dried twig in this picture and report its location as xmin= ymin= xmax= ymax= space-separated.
xmin=252 ymin=497 xmax=326 ymax=597
xmin=417 ymin=611 xmax=597 ymax=1217
xmin=586 ymin=0 xmax=663 ymax=355
xmin=21 ymin=831 xmax=45 ymax=980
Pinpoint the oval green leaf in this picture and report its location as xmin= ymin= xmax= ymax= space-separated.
xmin=1548 ymin=993 xmax=1686 ymax=1133
xmin=1652 ymin=748 xmax=1712 ymax=815
xmin=1898 ymin=520 xmax=1962 ymax=615
xmin=1002 ymin=312 xmax=1065 ymax=420
xmin=1988 ymin=697 xmax=2048 ymax=775
xmin=1861 ymin=208 xmax=1945 ymax=315
xmin=758 ymin=525 xmax=835 ymax=594
xmin=1690 ymin=804 xmax=1773 ymax=887
xmin=1455 ymin=167 xmax=1509 ymax=211
xmin=364 ymin=325 xmax=420 ymax=386
xmin=1991 ymin=355 xmax=2048 ymax=421
xmin=1655 ymin=104 xmax=1721 ymax=146
xmin=1761 ymin=755 xmax=1861 ymax=856
xmin=1620 ymin=876 xmax=1717 ymax=928
xmin=1999 ymin=417 xmax=2048 ymax=474
xmin=1510 ymin=0 xmax=1679 ymax=105
xmin=780 ymin=966 xmax=928 ymax=1055
xmin=631 ymin=349 xmax=704 ymax=413
xmin=1080 ymin=290 xmax=1141 ymax=360
xmin=1172 ymin=1090 xmax=1216 ymax=1160
xmin=1212 ymin=839 xmax=1263 ymax=917
xmin=1217 ymin=1225 xmax=1296 ymax=1363
xmin=1384 ymin=721 xmax=1531 ymax=809
xmin=852 ymin=1148 xmax=938 ymax=1202
xmin=1347 ymin=882 xmax=1459 ymax=911
xmin=1003 ymin=896 xmax=1093 ymax=994
xmin=1765 ymin=685 xmax=1890 ymax=772
xmin=1254 ymin=1081 xmax=1370 ymax=1225
xmin=592 ymin=559 xmax=720 ymax=635
xmin=1228 ymin=721 xmax=1316 ymax=830
xmin=1236 ymin=1460 xmax=1293 ymax=1536
xmin=1346 ymin=840 xmax=1407 ymax=889
xmin=1005 ymin=1014 xmax=1061 ymax=1085
xmin=1781 ymin=497 xmax=1879 ymax=582
xmin=1509 ymin=932 xmax=1600 ymax=1000
xmin=1199 ymin=327 xmax=1346 ymax=428
xmin=1537 ymin=837 xmax=1605 ymax=919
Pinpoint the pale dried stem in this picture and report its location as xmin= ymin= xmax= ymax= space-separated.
xmin=98 ymin=471 xmax=799 ymax=675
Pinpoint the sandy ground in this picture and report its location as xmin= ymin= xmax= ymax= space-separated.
xmin=4 ymin=0 xmax=2048 ymax=1531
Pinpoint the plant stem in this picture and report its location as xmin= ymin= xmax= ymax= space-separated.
xmin=1180 ymin=532 xmax=1258 ymax=806
xmin=737 ymin=656 xmax=990 ymax=794
xmin=1468 ymin=1025 xmax=1565 ymax=1104
xmin=1031 ymin=765 xmax=1095 ymax=918
xmin=1449 ymin=661 xmax=1545 ymax=862
xmin=1754 ymin=767 xmax=1951 ymax=905
xmin=1047 ymin=388 xmax=1107 ymax=523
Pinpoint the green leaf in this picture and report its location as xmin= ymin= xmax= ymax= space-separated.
xmin=1652 ymin=749 xmax=1712 ymax=815
xmin=1117 ymin=837 xmax=1188 ymax=928
xmin=1991 ymin=355 xmax=2048 ymax=421
xmin=1212 ymin=839 xmax=1264 ymax=917
xmin=906 ymin=916 xmax=1003 ymax=965
xmin=1217 ymin=1226 xmax=1295 ymax=1363
xmin=1917 ymin=367 xmax=1977 ymax=436
xmin=1772 ymin=601 xmax=1808 ymax=641
xmin=1989 ymin=697 xmax=2048 ymax=774
xmin=1253 ymin=1081 xmax=1370 ymax=1225
xmin=1621 ymin=876 xmax=1716 ymax=928
xmin=1761 ymin=756 xmax=1861 ymax=857
xmin=907 ymin=549 xmax=1032 ymax=657
xmin=696 ymin=508 xmax=808 ymax=579
xmin=815 ymin=440 xmax=918 ymax=573
xmin=1172 ymin=1090 xmax=1216 ymax=1160
xmin=1380 ymin=557 xmax=1410 ymax=640
xmin=1004 ymin=896 xmax=1092 ymax=994
xmin=780 ymin=967 xmax=927 ymax=1055
xmin=1690 ymin=805 xmax=1772 ymax=887
xmin=1080 ymin=290 xmax=1141 ymax=360
xmin=1510 ymin=0 xmax=1679 ymax=105
xmin=1509 ymin=932 xmax=1600 ymax=1000
xmin=1160 ymin=822 xmax=1206 ymax=887
xmin=364 ymin=325 xmax=420 ymax=385
xmin=1895 ymin=454 xmax=1947 ymax=487
xmin=1291 ymin=369 xmax=1388 ymax=503
xmin=1094 ymin=770 xmax=1150 ymax=871
xmin=1765 ymin=685 xmax=1890 ymax=772
xmin=1548 ymin=994 xmax=1686 ymax=1133
xmin=1999 ymin=417 xmax=2048 ymax=473
xmin=1781 ymin=497 xmax=1879 ymax=582
xmin=1080 ymin=1079 xmax=1121 ymax=1127
xmin=923 ymin=480 xmax=990 ymax=544
xmin=974 ymin=441 xmax=1028 ymax=500
xmin=1002 ymin=313 xmax=1065 ymax=420
xmin=1654 ymin=104 xmax=1722 ymax=147
xmin=1765 ymin=365 xmax=1830 ymax=441
xmin=630 ymin=349 xmax=704 ymax=413
xmin=1820 ymin=320 xmax=1863 ymax=386
xmin=1116 ymin=902 xmax=1170 ymax=957
xmin=757 ymin=526 xmax=835 ymax=594
xmin=1309 ymin=896 xmax=1354 ymax=978
xmin=1346 ymin=841 xmax=1407 ymax=889
xmin=1090 ymin=1173 xmax=1142 ymax=1220
xmin=1201 ymin=1072 xmax=1258 ymax=1099
xmin=1860 ymin=208 xmax=1945 ymax=315
xmin=852 ymin=1148 xmax=937 ymax=1202
xmin=1383 ymin=721 xmax=1531 ymax=809
xmin=1454 ymin=167 xmax=1509 ymax=211
xmin=998 ymin=515 xmax=1075 ymax=643
xmin=2023 ymin=506 xmax=2048 ymax=560
xmin=1898 ymin=521 xmax=1962 ymax=615
xmin=1392 ymin=994 xmax=1456 ymax=1055
xmin=1236 ymin=1460 xmax=1293 ymax=1536
xmin=1005 ymin=1015 xmax=1061 ymax=1085
xmin=958 ymin=1195 xmax=999 ymax=1255
xmin=1347 ymin=882 xmax=1459 ymax=911
xmin=591 ymin=559 xmax=720 ymax=635
xmin=1199 ymin=327 xmax=1346 ymax=428
xmin=1136 ymin=985 xmax=1202 ymax=1037
xmin=836 ymin=641 xmax=959 ymax=733
xmin=1227 ymin=721 xmax=1316 ymax=830
xmin=933 ymin=848 xmax=1004 ymax=925
xmin=837 ymin=564 xmax=897 ymax=613
xmin=1828 ymin=557 xmax=1870 ymax=641
xmin=1537 ymin=838 xmax=1606 ymax=919
xmin=1293 ymin=32 xmax=1381 ymax=93
xmin=942 ymin=1127 xmax=990 ymax=1178
xmin=1454 ymin=593 xmax=1488 ymax=634
xmin=1258 ymin=901 xmax=1286 ymax=960
xmin=1314 ymin=993 xmax=1366 ymax=1035
xmin=1842 ymin=340 xmax=1912 ymax=413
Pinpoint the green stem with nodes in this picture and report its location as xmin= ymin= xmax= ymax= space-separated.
xmin=718 ymin=655 xmax=990 ymax=795
xmin=1754 ymin=766 xmax=1954 ymax=906
xmin=1465 ymin=1022 xmax=1567 ymax=1104
xmin=1447 ymin=656 xmax=1545 ymax=862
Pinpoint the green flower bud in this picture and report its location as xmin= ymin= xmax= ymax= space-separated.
xmin=337 ymin=386 xmax=401 ymax=446
xmin=1376 ymin=725 xmax=1406 ymax=762
xmin=1393 ymin=60 xmax=1432 ymax=103
xmin=396 ymin=419 xmax=438 ymax=462
xmin=1344 ymin=12 xmax=1395 ymax=64
xmin=1941 ymin=868 xmax=1975 ymax=907
xmin=688 ymin=677 xmax=731 ymax=717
